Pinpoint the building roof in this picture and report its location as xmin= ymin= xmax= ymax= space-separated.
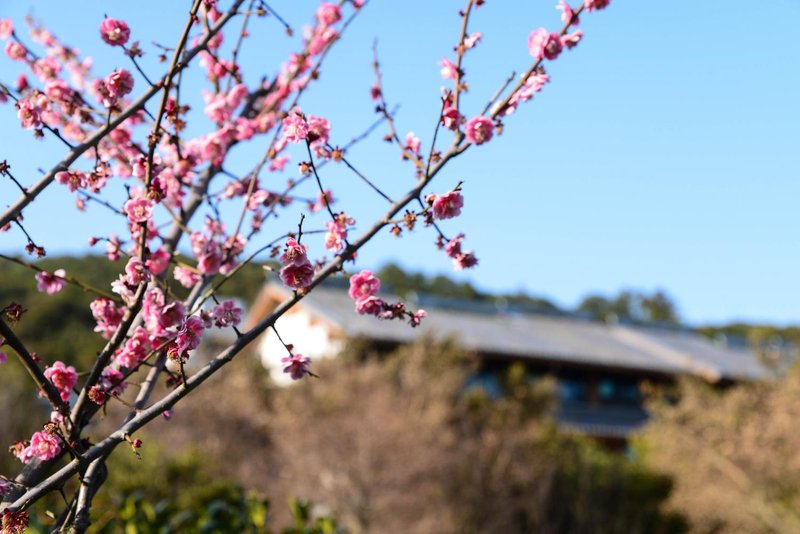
xmin=262 ymin=283 xmax=770 ymax=382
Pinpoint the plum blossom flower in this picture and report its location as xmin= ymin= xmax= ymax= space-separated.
xmin=105 ymin=68 xmax=134 ymax=100
xmin=444 ymin=233 xmax=479 ymax=271
xmin=431 ymin=191 xmax=464 ymax=220
xmin=99 ymin=18 xmax=130 ymax=46
xmin=528 ymin=28 xmax=563 ymax=60
xmin=464 ymin=32 xmax=483 ymax=49
xmin=17 ymin=99 xmax=41 ymax=129
xmin=441 ymin=104 xmax=462 ymax=130
xmin=124 ymin=196 xmax=153 ymax=223
xmin=355 ymin=295 xmax=386 ymax=316
xmin=438 ymin=57 xmax=458 ymax=81
xmin=410 ymin=309 xmax=427 ymax=327
xmin=282 ymin=112 xmax=308 ymax=143
xmin=281 ymin=353 xmax=312 ymax=380
xmin=174 ymin=315 xmax=205 ymax=355
xmin=55 ymin=171 xmax=87 ymax=192
xmin=405 ymin=132 xmax=421 ymax=157
xmin=17 ymin=431 xmax=61 ymax=463
xmin=35 ymin=269 xmax=67 ymax=294
xmin=464 ymin=115 xmax=494 ymax=145
xmin=146 ymin=247 xmax=171 ymax=275
xmin=562 ymin=29 xmax=583 ymax=49
xmin=306 ymin=114 xmax=331 ymax=145
xmin=280 ymin=262 xmax=315 ymax=290
xmin=174 ymin=266 xmax=201 ymax=288
xmin=5 ymin=41 xmax=26 ymax=61
xmin=212 ymin=300 xmax=242 ymax=328
xmin=557 ymin=0 xmax=579 ymax=25
xmin=348 ymin=270 xmax=381 ymax=301
xmin=91 ymin=297 xmax=125 ymax=339
xmin=0 ymin=19 xmax=13 ymax=40
xmin=584 ymin=0 xmax=610 ymax=11
xmin=280 ymin=237 xmax=309 ymax=266
xmin=316 ymin=3 xmax=342 ymax=26
xmin=44 ymin=361 xmax=77 ymax=401
xmin=324 ymin=215 xmax=354 ymax=252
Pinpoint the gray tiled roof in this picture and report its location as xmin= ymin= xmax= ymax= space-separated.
xmin=269 ymin=283 xmax=770 ymax=382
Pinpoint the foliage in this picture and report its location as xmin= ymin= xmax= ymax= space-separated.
xmin=638 ymin=364 xmax=800 ymax=533
xmin=157 ymin=338 xmax=685 ymax=533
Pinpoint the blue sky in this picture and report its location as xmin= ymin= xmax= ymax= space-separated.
xmin=0 ymin=1 xmax=798 ymax=325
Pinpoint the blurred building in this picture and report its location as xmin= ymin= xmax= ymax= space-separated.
xmin=247 ymin=281 xmax=770 ymax=447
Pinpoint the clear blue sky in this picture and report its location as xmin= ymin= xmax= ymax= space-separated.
xmin=1 ymin=1 xmax=798 ymax=326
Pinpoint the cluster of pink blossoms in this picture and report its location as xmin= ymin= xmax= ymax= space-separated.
xmin=93 ymin=68 xmax=134 ymax=108
xmin=443 ymin=233 xmax=479 ymax=271
xmin=279 ymin=237 xmax=315 ymax=290
xmin=35 ymin=269 xmax=66 ymax=294
xmin=348 ymin=270 xmax=426 ymax=327
xmin=14 ymin=430 xmax=61 ymax=464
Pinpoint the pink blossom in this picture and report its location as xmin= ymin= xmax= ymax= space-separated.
xmin=44 ymin=361 xmax=77 ymax=401
xmin=445 ymin=233 xmax=465 ymax=258
xmin=348 ymin=270 xmax=381 ymax=301
xmin=281 ymin=353 xmax=312 ymax=380
xmin=116 ymin=326 xmax=150 ymax=368
xmin=212 ymin=300 xmax=242 ymax=328
xmin=146 ymin=247 xmax=171 ymax=275
xmin=464 ymin=32 xmax=483 ymax=49
xmin=174 ymin=266 xmax=201 ymax=288
xmin=35 ymin=269 xmax=66 ymax=295
xmin=55 ymin=170 xmax=87 ymax=192
xmin=355 ymin=295 xmax=385 ymax=316
xmin=17 ymin=431 xmax=61 ymax=463
xmin=269 ymin=155 xmax=290 ymax=172
xmin=464 ymin=115 xmax=494 ymax=145
xmin=280 ymin=237 xmax=309 ymax=266
xmin=405 ymin=132 xmax=421 ymax=157
xmin=432 ymin=191 xmax=464 ymax=220
xmin=282 ymin=112 xmax=308 ymax=143
xmin=105 ymin=69 xmax=134 ymax=100
xmin=0 ymin=19 xmax=13 ymax=40
xmin=45 ymin=80 xmax=75 ymax=104
xmin=32 ymin=57 xmax=61 ymax=81
xmin=557 ymin=0 xmax=579 ymax=25
xmin=584 ymin=0 xmax=610 ymax=11
xmin=280 ymin=261 xmax=315 ymax=289
xmin=562 ymin=29 xmax=583 ymax=49
xmin=91 ymin=297 xmax=125 ymax=339
xmin=311 ymin=190 xmax=335 ymax=213
xmin=124 ymin=197 xmax=153 ymax=223
xmin=528 ymin=28 xmax=563 ymax=61
xmin=123 ymin=256 xmax=149 ymax=285
xmin=410 ymin=309 xmax=427 ymax=327
xmin=441 ymin=105 xmax=462 ymax=130
xmin=100 ymin=366 xmax=126 ymax=396
xmin=439 ymin=57 xmax=458 ymax=81
xmin=324 ymin=216 xmax=353 ymax=252
xmin=454 ymin=251 xmax=479 ymax=270
xmin=17 ymin=99 xmax=41 ymax=129
xmin=106 ymin=235 xmax=122 ymax=261
xmin=5 ymin=41 xmax=26 ymax=61
xmin=316 ymin=3 xmax=342 ymax=26
xmin=308 ymin=27 xmax=338 ymax=55
xmin=99 ymin=18 xmax=130 ymax=46
xmin=306 ymin=114 xmax=331 ymax=145
xmin=174 ymin=315 xmax=205 ymax=354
